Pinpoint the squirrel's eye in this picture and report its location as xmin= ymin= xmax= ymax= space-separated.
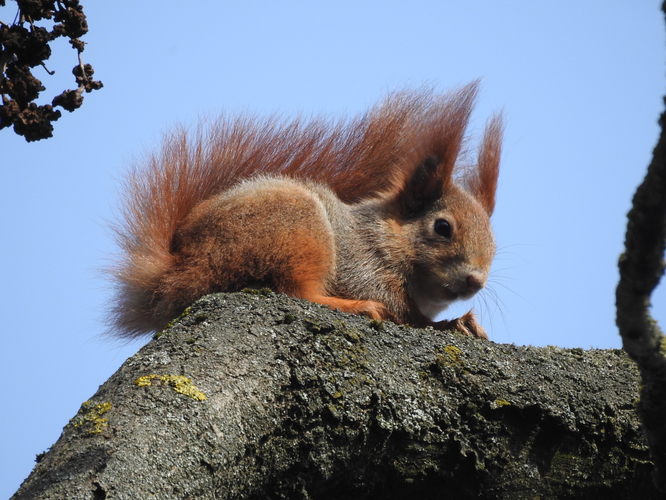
xmin=434 ymin=218 xmax=452 ymax=238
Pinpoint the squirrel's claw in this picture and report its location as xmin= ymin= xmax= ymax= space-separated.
xmin=434 ymin=310 xmax=488 ymax=340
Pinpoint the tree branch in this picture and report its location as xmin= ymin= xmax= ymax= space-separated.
xmin=615 ymin=96 xmax=666 ymax=492
xmin=13 ymin=292 xmax=659 ymax=499
xmin=615 ymin=7 xmax=666 ymax=488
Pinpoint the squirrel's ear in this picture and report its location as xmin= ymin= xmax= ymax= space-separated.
xmin=395 ymin=82 xmax=478 ymax=213
xmin=397 ymin=156 xmax=447 ymax=213
xmin=470 ymin=113 xmax=503 ymax=215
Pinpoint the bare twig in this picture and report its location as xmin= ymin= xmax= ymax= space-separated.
xmin=40 ymin=62 xmax=55 ymax=76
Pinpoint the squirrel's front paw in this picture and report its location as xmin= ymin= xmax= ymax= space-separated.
xmin=434 ymin=311 xmax=488 ymax=339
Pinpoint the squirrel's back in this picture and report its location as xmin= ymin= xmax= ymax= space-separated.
xmin=110 ymin=83 xmax=501 ymax=338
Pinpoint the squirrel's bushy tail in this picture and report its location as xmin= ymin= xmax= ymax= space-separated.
xmin=109 ymin=82 xmax=500 ymax=337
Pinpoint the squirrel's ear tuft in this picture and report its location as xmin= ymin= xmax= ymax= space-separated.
xmin=394 ymin=82 xmax=480 ymax=214
xmin=425 ymin=81 xmax=478 ymax=182
xmin=470 ymin=113 xmax=503 ymax=215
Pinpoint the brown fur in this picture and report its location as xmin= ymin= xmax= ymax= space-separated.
xmin=110 ymin=82 xmax=502 ymax=338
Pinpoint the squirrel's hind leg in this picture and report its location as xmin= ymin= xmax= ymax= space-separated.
xmin=304 ymin=292 xmax=393 ymax=322
xmin=279 ymin=246 xmax=392 ymax=321
xmin=296 ymin=286 xmax=393 ymax=322
xmin=272 ymin=228 xmax=392 ymax=321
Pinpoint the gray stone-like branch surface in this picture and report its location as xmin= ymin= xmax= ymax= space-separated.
xmin=13 ymin=292 xmax=659 ymax=499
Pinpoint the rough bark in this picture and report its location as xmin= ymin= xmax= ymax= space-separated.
xmin=13 ymin=292 xmax=659 ymax=499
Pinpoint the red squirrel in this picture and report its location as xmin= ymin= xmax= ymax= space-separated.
xmin=110 ymin=82 xmax=502 ymax=339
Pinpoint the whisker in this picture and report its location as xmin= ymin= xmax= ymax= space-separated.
xmin=489 ymin=280 xmax=525 ymax=300
xmin=481 ymin=285 xmax=510 ymax=335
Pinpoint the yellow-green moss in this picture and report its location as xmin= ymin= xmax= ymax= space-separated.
xmin=338 ymin=324 xmax=365 ymax=344
xmin=134 ymin=374 xmax=207 ymax=401
xmin=435 ymin=345 xmax=464 ymax=368
xmin=73 ymin=400 xmax=112 ymax=435
xmin=369 ymin=319 xmax=384 ymax=331
xmin=303 ymin=318 xmax=336 ymax=334
xmin=192 ymin=311 xmax=209 ymax=323
xmin=155 ymin=306 xmax=193 ymax=338
xmin=282 ymin=313 xmax=297 ymax=324
xmin=443 ymin=345 xmax=462 ymax=359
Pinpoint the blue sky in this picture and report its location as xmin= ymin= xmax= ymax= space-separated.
xmin=1 ymin=1 xmax=664 ymax=496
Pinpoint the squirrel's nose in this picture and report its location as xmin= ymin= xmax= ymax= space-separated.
xmin=465 ymin=272 xmax=485 ymax=293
